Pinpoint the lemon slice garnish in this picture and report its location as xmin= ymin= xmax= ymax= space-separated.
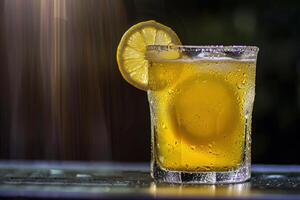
xmin=116 ymin=20 xmax=181 ymax=90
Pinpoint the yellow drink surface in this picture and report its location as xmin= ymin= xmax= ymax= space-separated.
xmin=148 ymin=59 xmax=256 ymax=172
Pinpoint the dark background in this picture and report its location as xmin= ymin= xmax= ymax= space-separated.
xmin=0 ymin=0 xmax=299 ymax=164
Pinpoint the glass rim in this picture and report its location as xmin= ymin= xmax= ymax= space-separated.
xmin=146 ymin=45 xmax=259 ymax=53
xmin=146 ymin=45 xmax=259 ymax=61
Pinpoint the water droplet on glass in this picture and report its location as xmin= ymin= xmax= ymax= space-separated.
xmin=245 ymin=113 xmax=249 ymax=120
xmin=237 ymin=80 xmax=246 ymax=89
xmin=208 ymin=144 xmax=213 ymax=154
xmin=190 ymin=145 xmax=196 ymax=150
xmin=168 ymin=89 xmax=174 ymax=95
xmin=162 ymin=123 xmax=167 ymax=129
xmin=237 ymin=73 xmax=248 ymax=89
xmin=159 ymin=156 xmax=164 ymax=162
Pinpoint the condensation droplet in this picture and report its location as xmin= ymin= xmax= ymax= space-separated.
xmin=168 ymin=89 xmax=174 ymax=95
xmin=159 ymin=156 xmax=164 ymax=163
xmin=237 ymin=82 xmax=245 ymax=89
xmin=208 ymin=143 xmax=213 ymax=154
xmin=245 ymin=113 xmax=249 ymax=120
xmin=237 ymin=73 xmax=248 ymax=89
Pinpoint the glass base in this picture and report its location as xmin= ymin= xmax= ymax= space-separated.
xmin=151 ymin=161 xmax=250 ymax=184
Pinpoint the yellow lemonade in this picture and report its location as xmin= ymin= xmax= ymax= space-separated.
xmin=148 ymin=59 xmax=256 ymax=172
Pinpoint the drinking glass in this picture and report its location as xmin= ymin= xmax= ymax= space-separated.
xmin=147 ymin=45 xmax=259 ymax=184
